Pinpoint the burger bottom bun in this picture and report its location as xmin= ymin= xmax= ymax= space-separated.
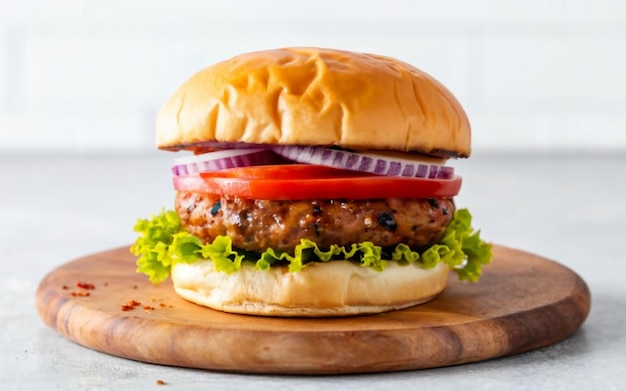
xmin=171 ymin=260 xmax=449 ymax=317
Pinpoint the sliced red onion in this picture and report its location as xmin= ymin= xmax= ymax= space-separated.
xmin=272 ymin=146 xmax=454 ymax=179
xmin=172 ymin=148 xmax=282 ymax=176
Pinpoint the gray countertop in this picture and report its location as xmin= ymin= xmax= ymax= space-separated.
xmin=2 ymin=152 xmax=625 ymax=390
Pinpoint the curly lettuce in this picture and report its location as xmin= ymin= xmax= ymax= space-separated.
xmin=131 ymin=208 xmax=492 ymax=284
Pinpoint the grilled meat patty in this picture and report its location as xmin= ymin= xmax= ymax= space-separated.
xmin=175 ymin=192 xmax=455 ymax=253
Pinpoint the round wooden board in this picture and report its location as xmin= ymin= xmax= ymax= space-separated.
xmin=36 ymin=245 xmax=590 ymax=374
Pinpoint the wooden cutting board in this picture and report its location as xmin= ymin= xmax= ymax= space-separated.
xmin=36 ymin=245 xmax=590 ymax=374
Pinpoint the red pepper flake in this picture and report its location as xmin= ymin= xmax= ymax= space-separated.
xmin=156 ymin=379 xmax=166 ymax=385
xmin=70 ymin=290 xmax=90 ymax=297
xmin=120 ymin=299 xmax=142 ymax=311
xmin=144 ymin=305 xmax=155 ymax=311
xmin=120 ymin=300 xmax=141 ymax=311
xmin=76 ymin=281 xmax=95 ymax=290
xmin=159 ymin=303 xmax=167 ymax=308
xmin=61 ymin=285 xmax=69 ymax=290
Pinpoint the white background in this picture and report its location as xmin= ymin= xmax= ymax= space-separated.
xmin=1 ymin=0 xmax=625 ymax=154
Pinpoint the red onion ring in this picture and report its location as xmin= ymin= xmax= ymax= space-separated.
xmin=172 ymin=148 xmax=283 ymax=176
xmin=272 ymin=146 xmax=454 ymax=179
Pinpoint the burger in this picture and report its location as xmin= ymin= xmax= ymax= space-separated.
xmin=131 ymin=47 xmax=492 ymax=317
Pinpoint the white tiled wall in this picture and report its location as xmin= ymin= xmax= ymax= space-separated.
xmin=1 ymin=0 xmax=625 ymax=153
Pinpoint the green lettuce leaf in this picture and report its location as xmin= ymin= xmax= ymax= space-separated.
xmin=130 ymin=209 xmax=181 ymax=284
xmin=420 ymin=209 xmax=492 ymax=282
xmin=130 ymin=208 xmax=492 ymax=284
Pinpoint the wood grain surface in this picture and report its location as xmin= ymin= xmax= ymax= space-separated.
xmin=36 ymin=245 xmax=590 ymax=374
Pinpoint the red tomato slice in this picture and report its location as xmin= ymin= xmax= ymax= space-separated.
xmin=173 ymin=165 xmax=461 ymax=200
xmin=198 ymin=164 xmax=373 ymax=179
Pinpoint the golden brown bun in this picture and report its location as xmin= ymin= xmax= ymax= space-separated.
xmin=156 ymin=47 xmax=471 ymax=157
xmin=171 ymin=260 xmax=449 ymax=317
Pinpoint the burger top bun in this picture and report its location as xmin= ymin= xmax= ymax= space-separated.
xmin=156 ymin=47 xmax=471 ymax=157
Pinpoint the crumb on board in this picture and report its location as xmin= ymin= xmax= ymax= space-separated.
xmin=156 ymin=379 xmax=166 ymax=385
